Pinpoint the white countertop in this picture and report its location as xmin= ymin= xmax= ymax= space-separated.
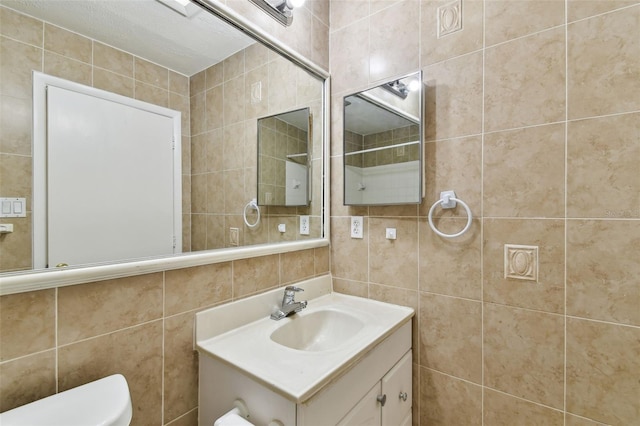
xmin=195 ymin=276 xmax=414 ymax=403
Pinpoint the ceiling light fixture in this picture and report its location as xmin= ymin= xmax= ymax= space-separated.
xmin=381 ymin=80 xmax=410 ymax=99
xmin=249 ymin=0 xmax=307 ymax=26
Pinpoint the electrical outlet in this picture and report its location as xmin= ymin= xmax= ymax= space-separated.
xmin=351 ymin=216 xmax=364 ymax=239
xmin=300 ymin=215 xmax=310 ymax=235
xmin=386 ymin=228 xmax=397 ymax=240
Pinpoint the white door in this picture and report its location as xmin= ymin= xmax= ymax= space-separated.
xmin=43 ymin=83 xmax=178 ymax=267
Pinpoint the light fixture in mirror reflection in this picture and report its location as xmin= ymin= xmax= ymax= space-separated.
xmin=343 ymin=72 xmax=423 ymax=206
xmin=0 ymin=0 xmax=326 ymax=276
xmin=257 ymin=108 xmax=310 ymax=207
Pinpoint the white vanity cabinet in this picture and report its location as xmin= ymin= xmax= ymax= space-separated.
xmin=337 ymin=351 xmax=412 ymax=426
xmin=196 ymin=277 xmax=415 ymax=426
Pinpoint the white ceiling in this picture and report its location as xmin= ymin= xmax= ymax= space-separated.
xmin=344 ymin=95 xmax=417 ymax=136
xmin=1 ymin=0 xmax=256 ymax=76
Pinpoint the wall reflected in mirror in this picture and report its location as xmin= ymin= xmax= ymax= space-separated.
xmin=343 ymin=72 xmax=423 ymax=205
xmin=0 ymin=0 xmax=325 ymax=275
xmin=257 ymin=108 xmax=310 ymax=207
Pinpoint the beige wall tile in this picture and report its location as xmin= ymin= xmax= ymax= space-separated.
xmin=223 ymin=51 xmax=245 ymax=82
xmin=223 ymin=122 xmax=245 ymax=170
xmin=43 ymin=51 xmax=92 ymax=87
xmin=419 ymin=293 xmax=482 ymax=383
xmin=332 ymin=277 xmax=369 ymax=297
xmin=190 ymin=92 xmax=206 ymax=136
xmin=134 ymin=81 xmax=168 ymax=107
xmin=568 ymin=0 xmax=639 ymax=23
xmin=0 ymin=212 xmax=32 ymax=272
xmin=484 ymin=304 xmax=565 ymax=408
xmin=0 ymin=153 xmax=32 ymax=209
xmin=419 ymin=218 xmax=481 ymax=300
xmin=314 ymin=246 xmax=330 ymax=274
xmin=44 ymin=24 xmax=91 ymax=64
xmin=164 ymin=311 xmax=198 ymax=423
xmin=0 ymin=6 xmax=43 ymax=47
xmin=485 ymin=28 xmax=565 ymax=132
xmin=485 ymin=0 xmax=565 ymax=46
xmin=311 ymin=16 xmax=330 ymax=69
xmin=93 ymin=67 xmax=134 ymax=98
xmin=0 ymin=94 xmax=32 ymax=155
xmin=566 ymin=318 xmax=640 ymax=424
xmin=567 ymin=6 xmax=640 ymax=119
xmin=423 ymin=52 xmax=483 ymax=141
xmin=420 ymin=0 xmax=483 ymax=66
xmin=484 ymin=123 xmax=565 ymax=218
xmin=567 ymin=220 xmax=640 ymax=326
xmin=267 ymin=56 xmax=297 ymax=113
xmin=369 ymin=217 xmax=418 ymax=289
xmin=57 ymin=273 xmax=163 ymax=345
xmin=0 ymin=37 xmax=42 ymax=98
xmin=369 ymin=0 xmax=420 ymax=83
xmin=420 ymin=367 xmax=482 ymax=426
xmin=58 ymin=322 xmax=163 ymax=425
xmin=190 ymin=70 xmax=206 ymax=95
xmin=166 ymin=409 xmax=199 ymax=426
xmin=281 ymin=249 xmax=315 ymax=284
xmin=244 ymin=43 xmax=270 ymax=72
xmin=483 ymin=388 xmax=564 ymax=425
xmin=0 ymin=289 xmax=55 ymax=361
xmin=205 ymin=63 xmax=223 ymax=90
xmin=134 ymin=57 xmax=168 ymax=89
xmin=330 ymin=216 xmax=369 ymax=282
xmin=206 ymin=172 xmax=225 ymax=214
xmin=567 ymin=114 xmax=639 ymax=219
xmin=329 ymin=18 xmax=370 ymax=94
xmin=422 ymin=135 xmax=482 ymax=217
xmin=93 ymin=42 xmax=134 ymax=78
xmin=330 ymin=0 xmax=369 ymax=33
xmin=483 ymin=219 xmax=565 ymax=313
xmin=223 ymin=75 xmax=245 ymax=126
xmin=233 ymin=254 xmax=280 ymax=297
xmin=169 ymin=70 xmax=189 ymax=95
xmin=0 ymin=350 xmax=56 ymax=412
xmin=223 ymin=169 xmax=245 ymax=214
xmin=170 ymin=92 xmax=190 ymax=137
xmin=565 ymin=413 xmax=610 ymax=426
xmin=205 ymin=85 xmax=224 ymax=131
xmin=245 ymin=65 xmax=269 ymax=119
xmin=165 ymin=263 xmax=232 ymax=316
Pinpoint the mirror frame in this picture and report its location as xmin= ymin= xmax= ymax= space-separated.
xmin=342 ymin=71 xmax=423 ymax=206
xmin=0 ymin=0 xmax=330 ymax=296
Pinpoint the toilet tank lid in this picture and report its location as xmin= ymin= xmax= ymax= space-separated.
xmin=0 ymin=374 xmax=132 ymax=426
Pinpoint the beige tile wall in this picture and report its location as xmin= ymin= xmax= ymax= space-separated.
xmin=0 ymin=6 xmax=192 ymax=271
xmin=0 ymin=247 xmax=330 ymax=424
xmin=329 ymin=1 xmax=639 ymax=425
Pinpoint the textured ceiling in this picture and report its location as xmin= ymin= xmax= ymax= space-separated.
xmin=2 ymin=0 xmax=256 ymax=76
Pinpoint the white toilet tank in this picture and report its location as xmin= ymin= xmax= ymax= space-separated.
xmin=0 ymin=374 xmax=132 ymax=426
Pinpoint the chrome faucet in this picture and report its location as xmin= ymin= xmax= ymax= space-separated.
xmin=270 ymin=286 xmax=307 ymax=320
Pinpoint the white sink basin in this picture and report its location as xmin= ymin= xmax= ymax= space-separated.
xmin=196 ymin=275 xmax=414 ymax=402
xmin=270 ymin=309 xmax=364 ymax=351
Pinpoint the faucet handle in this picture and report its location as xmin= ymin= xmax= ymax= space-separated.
xmin=284 ymin=286 xmax=304 ymax=293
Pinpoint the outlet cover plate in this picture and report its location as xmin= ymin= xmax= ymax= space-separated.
xmin=351 ymin=216 xmax=364 ymax=239
xmin=300 ymin=215 xmax=310 ymax=235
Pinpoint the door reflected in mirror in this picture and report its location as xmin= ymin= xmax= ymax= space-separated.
xmin=257 ymin=108 xmax=310 ymax=207
xmin=343 ymin=72 xmax=423 ymax=205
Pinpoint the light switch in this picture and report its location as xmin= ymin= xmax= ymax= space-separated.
xmin=13 ymin=201 xmax=23 ymax=214
xmin=1 ymin=201 xmax=10 ymax=215
xmin=0 ymin=198 xmax=26 ymax=218
xmin=386 ymin=228 xmax=397 ymax=240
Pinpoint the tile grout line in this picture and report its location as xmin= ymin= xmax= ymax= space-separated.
xmin=563 ymin=0 xmax=569 ymax=422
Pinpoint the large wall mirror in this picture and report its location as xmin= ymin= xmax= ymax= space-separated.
xmin=0 ymin=0 xmax=328 ymax=292
xmin=343 ymin=72 xmax=422 ymax=205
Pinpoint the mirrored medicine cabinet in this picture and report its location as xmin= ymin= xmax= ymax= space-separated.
xmin=343 ymin=72 xmax=423 ymax=206
xmin=257 ymin=108 xmax=311 ymax=207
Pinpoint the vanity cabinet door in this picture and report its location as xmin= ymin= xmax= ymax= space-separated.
xmin=381 ymin=351 xmax=412 ymax=426
xmin=336 ymin=383 xmax=382 ymax=426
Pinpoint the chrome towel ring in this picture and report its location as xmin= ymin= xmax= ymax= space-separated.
xmin=427 ymin=190 xmax=472 ymax=238
xmin=243 ymin=198 xmax=261 ymax=229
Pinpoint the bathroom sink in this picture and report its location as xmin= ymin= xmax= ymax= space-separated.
xmin=270 ymin=309 xmax=364 ymax=351
xmin=195 ymin=275 xmax=414 ymax=402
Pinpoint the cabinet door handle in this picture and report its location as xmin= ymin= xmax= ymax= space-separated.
xmin=399 ymin=392 xmax=408 ymax=402
xmin=376 ymin=394 xmax=387 ymax=406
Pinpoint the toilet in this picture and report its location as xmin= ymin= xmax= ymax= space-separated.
xmin=0 ymin=374 xmax=132 ymax=426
